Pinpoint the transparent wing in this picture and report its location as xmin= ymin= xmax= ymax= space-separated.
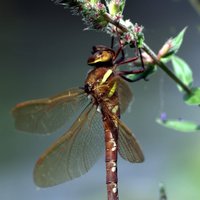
xmin=118 ymin=118 xmax=144 ymax=163
xmin=12 ymin=88 xmax=89 ymax=134
xmin=34 ymin=103 xmax=104 ymax=187
xmin=117 ymin=78 xmax=133 ymax=114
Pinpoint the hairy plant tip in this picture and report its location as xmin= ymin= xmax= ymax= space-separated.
xmin=107 ymin=20 xmax=144 ymax=48
xmin=52 ymin=0 xmax=109 ymax=31
xmin=105 ymin=0 xmax=126 ymax=16
xmin=53 ymin=0 xmax=145 ymax=46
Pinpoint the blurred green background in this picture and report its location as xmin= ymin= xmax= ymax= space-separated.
xmin=1 ymin=0 xmax=200 ymax=200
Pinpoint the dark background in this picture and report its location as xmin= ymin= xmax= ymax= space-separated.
xmin=1 ymin=0 xmax=200 ymax=200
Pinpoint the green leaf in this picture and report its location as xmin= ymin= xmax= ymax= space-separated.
xmin=106 ymin=0 xmax=126 ymax=16
xmin=170 ymin=27 xmax=187 ymax=54
xmin=184 ymin=87 xmax=200 ymax=105
xmin=158 ymin=27 xmax=187 ymax=60
xmin=119 ymin=0 xmax=126 ymax=14
xmin=156 ymin=118 xmax=200 ymax=132
xmin=171 ymin=55 xmax=193 ymax=92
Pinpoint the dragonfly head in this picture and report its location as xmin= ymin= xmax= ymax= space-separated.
xmin=87 ymin=45 xmax=115 ymax=67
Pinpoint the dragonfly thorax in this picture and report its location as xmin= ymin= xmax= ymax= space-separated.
xmin=84 ymin=67 xmax=120 ymax=116
xmin=85 ymin=67 xmax=114 ymax=96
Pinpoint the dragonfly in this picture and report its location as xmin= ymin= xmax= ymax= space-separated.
xmin=12 ymin=44 xmax=145 ymax=200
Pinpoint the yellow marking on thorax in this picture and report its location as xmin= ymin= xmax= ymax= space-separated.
xmin=101 ymin=69 xmax=113 ymax=84
xmin=100 ymin=69 xmax=117 ymax=99
xmin=108 ymin=81 xmax=117 ymax=97
xmin=111 ymin=105 xmax=119 ymax=114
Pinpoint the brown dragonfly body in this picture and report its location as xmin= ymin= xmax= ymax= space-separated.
xmin=86 ymin=66 xmax=120 ymax=199
xmin=12 ymin=45 xmax=144 ymax=200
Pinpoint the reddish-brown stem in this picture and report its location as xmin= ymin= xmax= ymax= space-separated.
xmin=116 ymin=55 xmax=139 ymax=66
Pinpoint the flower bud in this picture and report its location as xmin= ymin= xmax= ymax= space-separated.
xmin=158 ymin=38 xmax=172 ymax=59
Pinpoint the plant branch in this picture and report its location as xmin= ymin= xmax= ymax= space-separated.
xmin=104 ymin=13 xmax=128 ymax=32
xmin=104 ymin=13 xmax=192 ymax=95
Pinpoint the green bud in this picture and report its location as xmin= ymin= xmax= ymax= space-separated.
xmin=89 ymin=0 xmax=99 ymax=5
xmin=106 ymin=0 xmax=126 ymax=16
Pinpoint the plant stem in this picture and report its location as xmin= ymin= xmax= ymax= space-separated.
xmin=104 ymin=13 xmax=128 ymax=32
xmin=104 ymin=13 xmax=192 ymax=95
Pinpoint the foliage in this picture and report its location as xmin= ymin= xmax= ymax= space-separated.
xmin=184 ymin=87 xmax=200 ymax=105
xmin=171 ymin=55 xmax=193 ymax=93
xmin=156 ymin=113 xmax=200 ymax=132
xmin=52 ymin=0 xmax=200 ymax=132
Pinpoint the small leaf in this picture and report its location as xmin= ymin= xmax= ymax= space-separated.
xmin=119 ymin=0 xmax=126 ymax=14
xmin=158 ymin=27 xmax=187 ymax=60
xmin=184 ymin=87 xmax=200 ymax=105
xmin=156 ymin=118 xmax=200 ymax=132
xmin=106 ymin=0 xmax=126 ymax=16
xmin=170 ymin=27 xmax=187 ymax=54
xmin=171 ymin=55 xmax=193 ymax=92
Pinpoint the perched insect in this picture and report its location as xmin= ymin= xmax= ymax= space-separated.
xmin=12 ymin=45 xmax=145 ymax=200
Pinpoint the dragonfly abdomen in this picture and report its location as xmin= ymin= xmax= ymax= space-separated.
xmin=103 ymin=109 xmax=119 ymax=200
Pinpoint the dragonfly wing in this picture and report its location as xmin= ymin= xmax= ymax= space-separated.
xmin=12 ymin=88 xmax=89 ymax=134
xmin=34 ymin=103 xmax=104 ymax=187
xmin=118 ymin=118 xmax=144 ymax=163
xmin=117 ymin=78 xmax=133 ymax=114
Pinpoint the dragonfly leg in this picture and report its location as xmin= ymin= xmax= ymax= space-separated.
xmin=116 ymin=55 xmax=139 ymax=66
xmin=117 ymin=67 xmax=146 ymax=82
xmin=113 ymin=37 xmax=145 ymax=70
xmin=114 ymin=47 xmax=125 ymax=65
xmin=111 ymin=30 xmax=127 ymax=65
xmin=111 ymin=36 xmax=114 ymax=49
